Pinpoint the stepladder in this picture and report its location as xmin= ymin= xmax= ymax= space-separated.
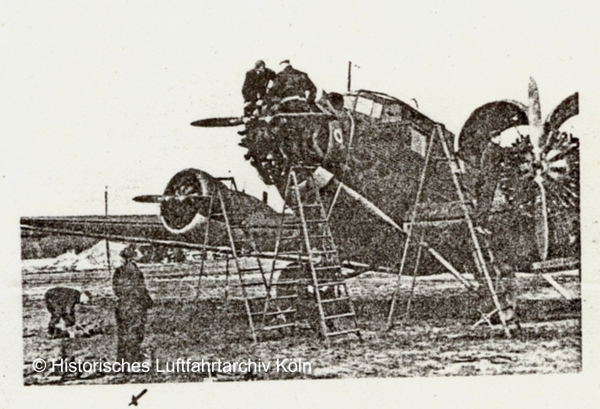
xmin=195 ymin=177 xmax=276 ymax=343
xmin=386 ymin=124 xmax=515 ymax=338
xmin=266 ymin=166 xmax=361 ymax=340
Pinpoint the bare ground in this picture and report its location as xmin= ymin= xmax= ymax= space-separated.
xmin=21 ymin=259 xmax=581 ymax=385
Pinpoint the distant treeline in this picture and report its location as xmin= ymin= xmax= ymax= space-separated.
xmin=21 ymin=234 xmax=100 ymax=259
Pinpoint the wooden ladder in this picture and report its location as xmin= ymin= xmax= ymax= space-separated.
xmin=386 ymin=124 xmax=512 ymax=338
xmin=267 ymin=166 xmax=361 ymax=340
xmin=197 ymin=177 xmax=272 ymax=343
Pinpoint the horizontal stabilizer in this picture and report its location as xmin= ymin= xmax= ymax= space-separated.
xmin=191 ymin=117 xmax=244 ymax=127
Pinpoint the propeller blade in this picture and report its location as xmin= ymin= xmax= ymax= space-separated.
xmin=133 ymin=195 xmax=166 ymax=203
xmin=528 ymin=77 xmax=543 ymax=128
xmin=533 ymin=177 xmax=549 ymax=261
xmin=133 ymin=194 xmax=208 ymax=203
xmin=528 ymin=77 xmax=544 ymax=162
xmin=191 ymin=117 xmax=244 ymax=127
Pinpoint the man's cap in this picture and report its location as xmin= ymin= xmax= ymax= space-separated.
xmin=254 ymin=60 xmax=266 ymax=69
xmin=280 ymin=59 xmax=290 ymax=65
xmin=120 ymin=244 xmax=138 ymax=259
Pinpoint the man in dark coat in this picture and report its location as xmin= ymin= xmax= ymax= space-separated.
xmin=113 ymin=244 xmax=154 ymax=363
xmin=44 ymin=287 xmax=91 ymax=337
xmin=267 ymin=60 xmax=317 ymax=113
xmin=242 ymin=60 xmax=276 ymax=116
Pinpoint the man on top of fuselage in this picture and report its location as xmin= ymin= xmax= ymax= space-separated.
xmin=242 ymin=60 xmax=276 ymax=117
xmin=267 ymin=60 xmax=317 ymax=113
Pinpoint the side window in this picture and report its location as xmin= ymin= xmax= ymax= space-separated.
xmin=410 ymin=128 xmax=428 ymax=157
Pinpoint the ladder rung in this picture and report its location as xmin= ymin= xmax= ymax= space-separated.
xmin=279 ymin=236 xmax=301 ymax=241
xmin=264 ymin=309 xmax=296 ymax=316
xmin=270 ymin=280 xmax=301 ymax=285
xmin=290 ymin=203 xmax=321 ymax=208
xmin=305 ymin=219 xmax=328 ymax=223
xmin=231 ymin=296 xmax=266 ymax=301
xmin=309 ymin=234 xmax=333 ymax=239
xmin=283 ymin=219 xmax=327 ymax=225
xmin=325 ymin=328 xmax=360 ymax=337
xmin=321 ymin=297 xmax=349 ymax=304
xmin=271 ymin=294 xmax=298 ymax=300
xmin=233 ymin=281 xmax=264 ymax=287
xmin=310 ymin=249 xmax=337 ymax=255
xmin=324 ymin=312 xmax=355 ymax=320
xmin=314 ymin=265 xmax=340 ymax=272
xmin=262 ymin=322 xmax=297 ymax=331
xmin=238 ymin=267 xmax=263 ymax=273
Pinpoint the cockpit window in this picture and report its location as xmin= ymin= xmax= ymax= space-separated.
xmin=355 ymin=96 xmax=373 ymax=116
xmin=355 ymin=96 xmax=383 ymax=119
xmin=343 ymin=95 xmax=356 ymax=110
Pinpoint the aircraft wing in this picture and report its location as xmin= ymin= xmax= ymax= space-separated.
xmin=21 ymin=215 xmax=371 ymax=278
xmin=21 ymin=215 xmax=225 ymax=252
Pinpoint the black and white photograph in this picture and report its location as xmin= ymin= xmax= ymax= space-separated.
xmin=2 ymin=0 xmax=599 ymax=408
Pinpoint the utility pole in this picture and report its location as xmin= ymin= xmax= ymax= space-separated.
xmin=105 ymin=186 xmax=112 ymax=274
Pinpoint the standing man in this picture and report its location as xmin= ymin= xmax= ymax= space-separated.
xmin=44 ymin=287 xmax=91 ymax=337
xmin=267 ymin=60 xmax=317 ymax=112
xmin=113 ymin=244 xmax=154 ymax=364
xmin=242 ymin=60 xmax=276 ymax=117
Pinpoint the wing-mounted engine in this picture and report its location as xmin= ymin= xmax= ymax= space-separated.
xmin=456 ymin=84 xmax=580 ymax=262
xmin=159 ymin=169 xmax=221 ymax=234
xmin=134 ymin=168 xmax=225 ymax=234
xmin=134 ymin=168 xmax=280 ymax=236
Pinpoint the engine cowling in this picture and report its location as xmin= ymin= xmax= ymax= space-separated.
xmin=159 ymin=168 xmax=223 ymax=234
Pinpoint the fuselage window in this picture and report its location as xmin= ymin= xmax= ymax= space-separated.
xmin=410 ymin=128 xmax=428 ymax=157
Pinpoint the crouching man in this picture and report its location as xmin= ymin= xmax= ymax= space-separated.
xmin=113 ymin=244 xmax=154 ymax=364
xmin=44 ymin=287 xmax=91 ymax=338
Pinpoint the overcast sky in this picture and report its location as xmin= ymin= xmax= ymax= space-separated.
xmin=1 ymin=0 xmax=598 ymax=217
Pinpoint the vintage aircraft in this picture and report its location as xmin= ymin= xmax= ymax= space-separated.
xmin=21 ymin=75 xmax=580 ymax=336
xmin=186 ymin=78 xmax=579 ymax=271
